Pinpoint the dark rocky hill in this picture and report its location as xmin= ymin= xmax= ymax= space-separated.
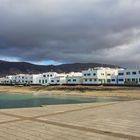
xmin=0 ymin=60 xmax=119 ymax=77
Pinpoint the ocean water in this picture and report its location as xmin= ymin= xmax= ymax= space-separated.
xmin=0 ymin=93 xmax=129 ymax=109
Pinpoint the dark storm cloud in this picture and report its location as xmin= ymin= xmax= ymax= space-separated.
xmin=0 ymin=0 xmax=140 ymax=66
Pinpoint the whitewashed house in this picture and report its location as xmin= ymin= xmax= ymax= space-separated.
xmin=0 ymin=76 xmax=12 ymax=84
xmin=11 ymin=74 xmax=33 ymax=84
xmin=35 ymin=72 xmax=58 ymax=85
xmin=116 ymin=69 xmax=140 ymax=85
xmin=66 ymin=72 xmax=82 ymax=85
xmin=82 ymin=67 xmax=119 ymax=84
xmin=32 ymin=74 xmax=42 ymax=85
xmin=49 ymin=76 xmax=66 ymax=85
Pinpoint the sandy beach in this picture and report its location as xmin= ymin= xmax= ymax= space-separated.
xmin=0 ymin=85 xmax=140 ymax=99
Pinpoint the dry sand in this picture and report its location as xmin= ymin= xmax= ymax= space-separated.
xmin=0 ymin=85 xmax=140 ymax=99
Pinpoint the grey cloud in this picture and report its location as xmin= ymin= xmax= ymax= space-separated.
xmin=0 ymin=0 xmax=140 ymax=66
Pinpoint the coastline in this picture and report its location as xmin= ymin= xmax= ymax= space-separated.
xmin=0 ymin=85 xmax=140 ymax=99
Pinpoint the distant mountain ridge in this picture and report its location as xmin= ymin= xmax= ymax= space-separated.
xmin=0 ymin=60 xmax=119 ymax=77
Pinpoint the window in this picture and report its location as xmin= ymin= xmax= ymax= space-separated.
xmin=45 ymin=80 xmax=47 ymax=83
xmin=94 ymin=79 xmax=97 ymax=82
xmin=112 ymin=79 xmax=115 ymax=82
xmin=57 ymin=80 xmax=60 ymax=83
xmin=22 ymin=76 xmax=24 ymax=79
xmin=118 ymin=73 xmax=124 ymax=76
xmin=125 ymin=78 xmax=130 ymax=82
xmin=132 ymin=78 xmax=135 ymax=82
xmin=73 ymin=79 xmax=76 ymax=82
xmin=132 ymin=72 xmax=137 ymax=75
xmin=51 ymin=80 xmax=54 ymax=82
xmin=84 ymin=74 xmax=86 ymax=76
xmin=50 ymin=75 xmax=53 ymax=77
xmin=118 ymin=79 xmax=124 ymax=82
xmin=89 ymin=79 xmax=92 ymax=82
xmin=107 ymin=74 xmax=111 ymax=76
xmin=87 ymin=73 xmax=91 ymax=76
xmin=42 ymin=80 xmax=44 ymax=84
xmin=107 ymin=79 xmax=111 ymax=82
xmin=39 ymin=80 xmax=41 ymax=83
xmin=43 ymin=75 xmax=46 ymax=78
xmin=85 ymin=79 xmax=87 ymax=82
xmin=68 ymin=79 xmax=71 ymax=82
xmin=126 ymin=72 xmax=130 ymax=75
xmin=93 ymin=73 xmax=96 ymax=76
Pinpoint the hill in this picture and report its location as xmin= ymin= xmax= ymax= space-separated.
xmin=0 ymin=60 xmax=119 ymax=77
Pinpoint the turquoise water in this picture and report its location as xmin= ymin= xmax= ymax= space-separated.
xmin=0 ymin=93 xmax=129 ymax=109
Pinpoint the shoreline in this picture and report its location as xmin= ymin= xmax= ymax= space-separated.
xmin=0 ymin=85 xmax=140 ymax=99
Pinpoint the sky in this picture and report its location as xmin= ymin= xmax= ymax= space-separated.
xmin=0 ymin=0 xmax=140 ymax=66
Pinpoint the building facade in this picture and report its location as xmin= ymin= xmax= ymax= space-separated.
xmin=82 ymin=68 xmax=118 ymax=84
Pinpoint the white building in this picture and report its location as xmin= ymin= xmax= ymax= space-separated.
xmin=0 ymin=76 xmax=12 ymax=84
xmin=34 ymin=72 xmax=59 ymax=85
xmin=66 ymin=72 xmax=82 ymax=85
xmin=113 ymin=69 xmax=140 ymax=85
xmin=11 ymin=74 xmax=33 ymax=84
xmin=82 ymin=67 xmax=119 ymax=84
xmin=49 ymin=76 xmax=66 ymax=85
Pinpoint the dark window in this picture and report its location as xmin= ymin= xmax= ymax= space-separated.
xmin=22 ymin=76 xmax=24 ymax=79
xmin=45 ymin=80 xmax=47 ymax=83
xmin=57 ymin=80 xmax=60 ymax=83
xmin=51 ymin=80 xmax=54 ymax=82
xmin=84 ymin=74 xmax=86 ymax=76
xmin=50 ymin=75 xmax=53 ymax=77
xmin=42 ymin=80 xmax=44 ymax=84
xmin=85 ymin=79 xmax=87 ymax=82
xmin=68 ymin=79 xmax=71 ymax=82
xmin=118 ymin=73 xmax=124 ymax=76
xmin=107 ymin=79 xmax=111 ymax=82
xmin=132 ymin=78 xmax=135 ymax=82
xmin=89 ymin=79 xmax=92 ymax=82
xmin=112 ymin=79 xmax=115 ymax=82
xmin=94 ymin=79 xmax=97 ymax=82
xmin=126 ymin=72 xmax=130 ymax=75
xmin=125 ymin=78 xmax=130 ymax=82
xmin=119 ymin=79 xmax=124 ymax=82
xmin=93 ymin=73 xmax=96 ymax=76
xmin=132 ymin=72 xmax=137 ymax=75
xmin=87 ymin=73 xmax=91 ymax=76
xmin=73 ymin=79 xmax=76 ymax=82
xmin=43 ymin=75 xmax=46 ymax=77
xmin=39 ymin=80 xmax=41 ymax=83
